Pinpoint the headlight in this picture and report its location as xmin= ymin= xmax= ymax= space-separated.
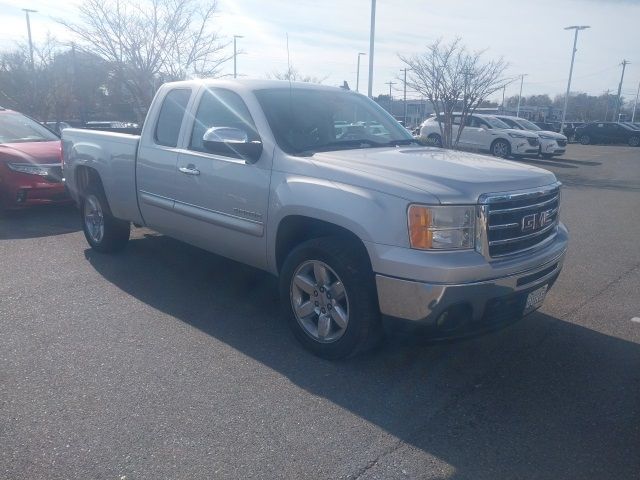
xmin=408 ymin=205 xmax=475 ymax=250
xmin=538 ymin=133 xmax=556 ymax=140
xmin=508 ymin=132 xmax=527 ymax=138
xmin=7 ymin=163 xmax=50 ymax=176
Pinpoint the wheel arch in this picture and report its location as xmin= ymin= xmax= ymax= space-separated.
xmin=274 ymin=215 xmax=372 ymax=275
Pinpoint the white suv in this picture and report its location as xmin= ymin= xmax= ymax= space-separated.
xmin=419 ymin=113 xmax=540 ymax=158
xmin=495 ymin=115 xmax=567 ymax=159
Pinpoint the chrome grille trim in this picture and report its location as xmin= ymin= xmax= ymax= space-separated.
xmin=488 ymin=221 xmax=556 ymax=246
xmin=477 ymin=181 xmax=562 ymax=259
xmin=488 ymin=194 xmax=559 ymax=214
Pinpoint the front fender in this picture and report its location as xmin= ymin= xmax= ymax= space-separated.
xmin=267 ymin=172 xmax=412 ymax=273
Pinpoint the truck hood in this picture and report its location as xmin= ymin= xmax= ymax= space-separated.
xmin=309 ymin=146 xmax=557 ymax=204
xmin=0 ymin=141 xmax=62 ymax=164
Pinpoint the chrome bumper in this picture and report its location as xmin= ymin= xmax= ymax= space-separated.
xmin=376 ymin=249 xmax=565 ymax=325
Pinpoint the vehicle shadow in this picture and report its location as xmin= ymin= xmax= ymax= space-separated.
xmin=85 ymin=233 xmax=640 ymax=480
xmin=0 ymin=204 xmax=80 ymax=240
xmin=514 ymin=157 xmax=578 ymax=169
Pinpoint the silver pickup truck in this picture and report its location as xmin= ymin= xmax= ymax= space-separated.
xmin=62 ymin=79 xmax=568 ymax=359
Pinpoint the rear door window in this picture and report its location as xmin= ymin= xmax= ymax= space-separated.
xmin=154 ymin=88 xmax=192 ymax=147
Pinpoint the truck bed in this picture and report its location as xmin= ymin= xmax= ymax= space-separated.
xmin=62 ymin=128 xmax=143 ymax=224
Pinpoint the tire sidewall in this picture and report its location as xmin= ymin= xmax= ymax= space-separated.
xmin=580 ymin=135 xmax=590 ymax=145
xmin=279 ymin=238 xmax=379 ymax=359
xmin=80 ymin=187 xmax=130 ymax=253
xmin=629 ymin=136 xmax=640 ymax=147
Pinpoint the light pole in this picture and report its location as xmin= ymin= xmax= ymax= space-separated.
xmin=367 ymin=0 xmax=376 ymax=98
xmin=356 ymin=52 xmax=366 ymax=93
xmin=516 ymin=74 xmax=528 ymax=117
xmin=632 ymin=81 xmax=640 ymax=123
xmin=385 ymin=81 xmax=396 ymax=114
xmin=560 ymin=25 xmax=590 ymax=134
xmin=233 ymin=35 xmax=244 ymax=79
xmin=400 ymin=68 xmax=410 ymax=126
xmin=22 ymin=8 xmax=37 ymax=70
xmin=614 ymin=60 xmax=630 ymax=122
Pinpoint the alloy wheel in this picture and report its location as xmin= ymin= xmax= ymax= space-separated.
xmin=84 ymin=195 xmax=105 ymax=244
xmin=290 ymin=260 xmax=349 ymax=343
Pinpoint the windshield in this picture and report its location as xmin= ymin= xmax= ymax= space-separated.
xmin=484 ymin=116 xmax=511 ymax=129
xmin=253 ymin=88 xmax=414 ymax=154
xmin=515 ymin=118 xmax=541 ymax=131
xmin=0 ymin=112 xmax=59 ymax=143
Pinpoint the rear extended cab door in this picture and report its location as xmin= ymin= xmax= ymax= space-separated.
xmin=136 ymin=85 xmax=196 ymax=231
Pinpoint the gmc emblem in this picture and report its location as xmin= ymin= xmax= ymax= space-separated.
xmin=521 ymin=209 xmax=554 ymax=232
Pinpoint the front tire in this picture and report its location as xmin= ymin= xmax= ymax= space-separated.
xmin=81 ymin=187 xmax=130 ymax=253
xmin=279 ymin=237 xmax=381 ymax=359
xmin=427 ymin=134 xmax=442 ymax=147
xmin=541 ymin=153 xmax=554 ymax=159
xmin=491 ymin=139 xmax=511 ymax=158
xmin=629 ymin=136 xmax=640 ymax=147
xmin=579 ymin=134 xmax=591 ymax=145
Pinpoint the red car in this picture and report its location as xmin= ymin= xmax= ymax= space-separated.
xmin=0 ymin=108 xmax=71 ymax=211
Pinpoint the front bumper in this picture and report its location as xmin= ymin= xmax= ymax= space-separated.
xmin=373 ymin=226 xmax=567 ymax=333
xmin=0 ymin=165 xmax=71 ymax=209
xmin=512 ymin=140 xmax=540 ymax=155
xmin=540 ymin=139 xmax=566 ymax=155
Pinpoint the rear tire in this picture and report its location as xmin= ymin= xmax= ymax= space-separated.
xmin=491 ymin=139 xmax=511 ymax=158
xmin=629 ymin=136 xmax=640 ymax=147
xmin=579 ymin=134 xmax=591 ymax=145
xmin=279 ymin=236 xmax=382 ymax=359
xmin=81 ymin=186 xmax=130 ymax=253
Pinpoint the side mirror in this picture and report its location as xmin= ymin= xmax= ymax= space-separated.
xmin=202 ymin=126 xmax=263 ymax=163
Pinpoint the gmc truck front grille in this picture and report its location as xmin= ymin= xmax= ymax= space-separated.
xmin=480 ymin=183 xmax=561 ymax=258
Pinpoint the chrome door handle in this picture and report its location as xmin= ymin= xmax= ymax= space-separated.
xmin=179 ymin=165 xmax=200 ymax=176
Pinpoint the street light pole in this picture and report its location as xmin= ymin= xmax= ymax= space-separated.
xmin=233 ymin=35 xmax=244 ymax=79
xmin=22 ymin=8 xmax=37 ymax=70
xmin=356 ymin=52 xmax=366 ymax=93
xmin=560 ymin=25 xmax=590 ymax=134
xmin=367 ymin=0 xmax=376 ymax=98
xmin=614 ymin=60 xmax=630 ymax=122
xmin=501 ymin=85 xmax=506 ymax=112
xmin=385 ymin=81 xmax=396 ymax=114
xmin=632 ymin=81 xmax=640 ymax=123
xmin=401 ymin=68 xmax=409 ymax=126
xmin=516 ymin=74 xmax=527 ymax=118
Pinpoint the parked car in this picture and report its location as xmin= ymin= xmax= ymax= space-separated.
xmin=495 ymin=115 xmax=567 ymax=159
xmin=0 ymin=107 xmax=71 ymax=212
xmin=560 ymin=122 xmax=585 ymax=141
xmin=63 ymin=79 xmax=567 ymax=359
xmin=42 ymin=121 xmax=71 ymax=136
xmin=533 ymin=122 xmax=558 ymax=132
xmin=575 ymin=122 xmax=640 ymax=146
xmin=420 ymin=113 xmax=541 ymax=158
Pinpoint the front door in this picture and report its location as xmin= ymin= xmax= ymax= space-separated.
xmin=171 ymin=87 xmax=272 ymax=270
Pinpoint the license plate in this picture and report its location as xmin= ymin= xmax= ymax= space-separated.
xmin=525 ymin=285 xmax=548 ymax=312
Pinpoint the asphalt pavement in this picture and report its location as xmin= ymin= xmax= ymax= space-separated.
xmin=1 ymin=144 xmax=639 ymax=480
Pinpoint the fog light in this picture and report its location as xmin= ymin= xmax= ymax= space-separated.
xmin=16 ymin=189 xmax=27 ymax=203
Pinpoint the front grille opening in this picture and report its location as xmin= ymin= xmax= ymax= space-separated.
xmin=484 ymin=185 xmax=560 ymax=258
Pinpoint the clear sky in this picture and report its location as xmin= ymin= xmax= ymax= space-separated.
xmin=1 ymin=0 xmax=639 ymax=102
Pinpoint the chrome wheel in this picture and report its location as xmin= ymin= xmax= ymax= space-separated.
xmin=290 ymin=260 xmax=349 ymax=343
xmin=84 ymin=195 xmax=104 ymax=244
xmin=492 ymin=140 xmax=509 ymax=157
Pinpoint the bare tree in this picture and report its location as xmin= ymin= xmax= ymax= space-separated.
xmin=400 ymin=39 xmax=508 ymax=149
xmin=59 ymin=0 xmax=230 ymax=121
xmin=267 ymin=66 xmax=328 ymax=84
